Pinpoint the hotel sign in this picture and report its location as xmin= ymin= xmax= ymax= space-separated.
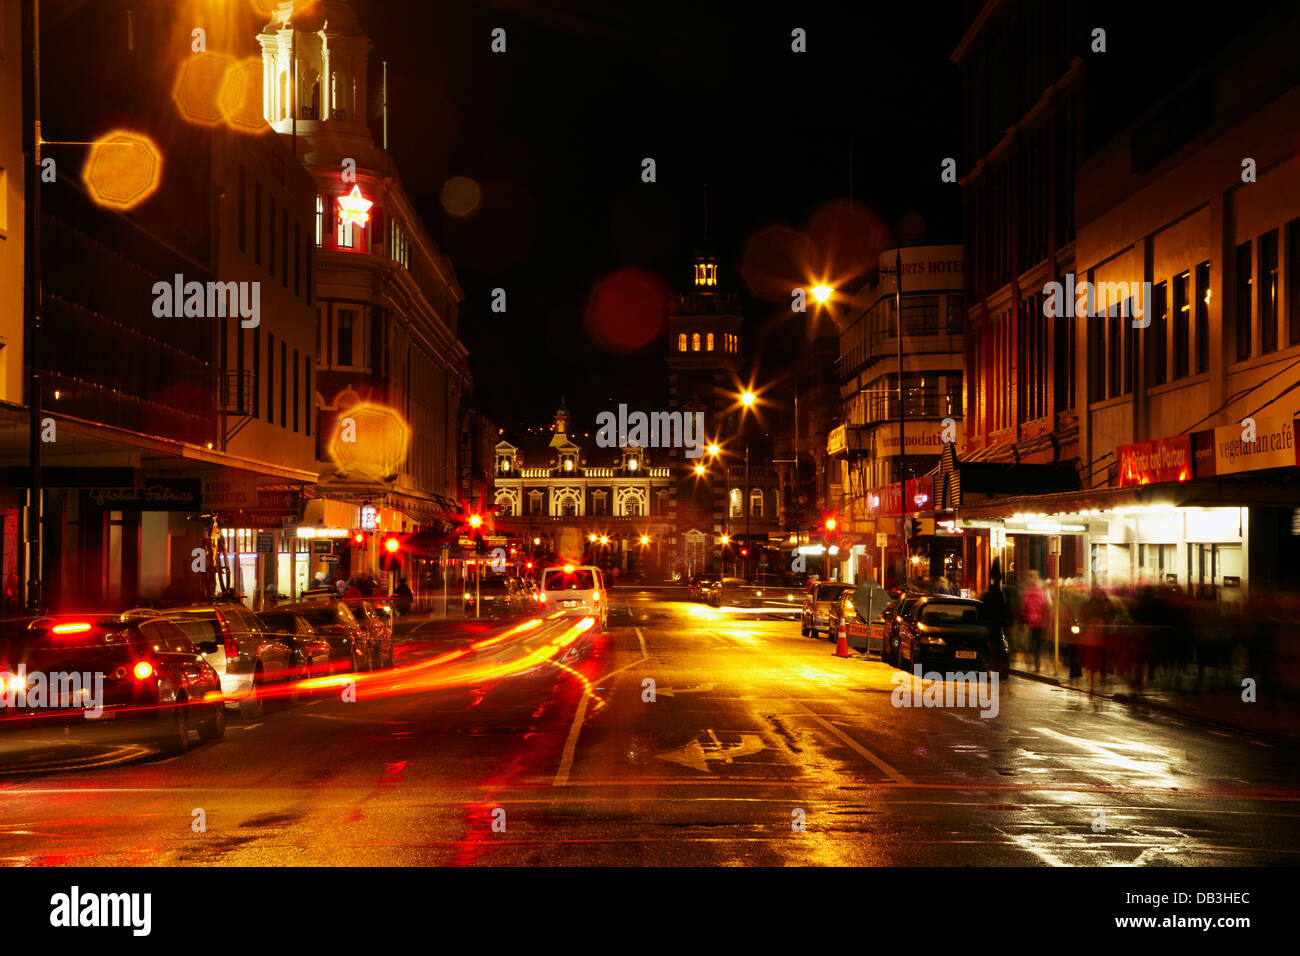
xmin=827 ymin=425 xmax=847 ymax=456
xmin=1117 ymin=435 xmax=1192 ymax=487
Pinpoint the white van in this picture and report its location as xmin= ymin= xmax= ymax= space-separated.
xmin=539 ymin=564 xmax=607 ymax=628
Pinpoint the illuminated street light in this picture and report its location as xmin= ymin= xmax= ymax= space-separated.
xmin=694 ymin=463 xmax=705 ymax=476
xmin=825 ymin=517 xmax=836 ymax=532
xmin=707 ymin=443 xmax=720 ymax=457
xmin=599 ymin=535 xmax=609 ymax=545
xmin=469 ymin=514 xmax=483 ymax=528
xmin=720 ymin=535 xmax=730 ymax=545
xmin=639 ymin=535 xmax=650 ymax=545
xmin=740 ymin=391 xmax=756 ymax=407
xmin=812 ymin=284 xmax=833 ymax=303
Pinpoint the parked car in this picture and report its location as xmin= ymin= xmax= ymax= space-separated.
xmin=4 ymin=613 xmax=225 ymax=753
xmin=688 ymin=575 xmax=717 ymax=602
xmin=539 ymin=565 xmax=607 ymax=628
xmin=140 ymin=601 xmax=293 ymax=719
xmin=254 ymin=610 xmax=333 ymax=686
xmin=707 ymin=577 xmax=786 ymax=611
xmin=464 ymin=576 xmax=515 ymax=617
xmin=895 ymin=595 xmax=1010 ymax=675
xmin=801 ymin=582 xmax=855 ymax=638
xmin=880 ymin=589 xmax=926 ymax=665
xmin=278 ymin=599 xmax=376 ymax=674
xmin=345 ymin=599 xmax=395 ymax=669
xmin=826 ymin=589 xmax=859 ymax=641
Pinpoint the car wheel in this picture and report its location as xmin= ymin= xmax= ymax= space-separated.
xmin=156 ymin=700 xmax=190 ymax=754
xmin=197 ymin=705 xmax=226 ymax=741
xmin=800 ymin=623 xmax=809 ymax=637
xmin=239 ymin=668 xmax=265 ymax=719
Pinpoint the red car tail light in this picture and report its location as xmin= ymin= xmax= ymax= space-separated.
xmin=132 ymin=661 xmax=154 ymax=680
xmin=52 ymin=622 xmax=93 ymax=635
xmin=215 ymin=611 xmax=238 ymax=661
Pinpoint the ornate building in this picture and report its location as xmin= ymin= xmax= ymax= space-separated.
xmin=492 ymin=405 xmax=673 ymax=573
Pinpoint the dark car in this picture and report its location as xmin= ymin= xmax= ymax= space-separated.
xmin=138 ymin=602 xmax=293 ymax=719
xmin=688 ymin=575 xmax=717 ymax=602
xmin=880 ymin=590 xmax=926 ymax=665
xmin=2 ymin=613 xmax=225 ymax=753
xmin=254 ymin=610 xmax=333 ymax=687
xmin=278 ymin=599 xmax=374 ymax=673
xmin=464 ymin=576 xmax=514 ymax=616
xmin=345 ymin=600 xmax=395 ymax=669
xmin=896 ymin=595 xmax=1010 ymax=675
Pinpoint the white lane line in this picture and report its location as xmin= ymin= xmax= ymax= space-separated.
xmin=555 ymin=627 xmax=651 ymax=788
xmin=793 ymin=700 xmax=913 ymax=785
xmin=553 ymin=693 xmax=589 ymax=788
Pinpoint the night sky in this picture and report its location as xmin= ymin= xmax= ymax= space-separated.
xmin=348 ymin=0 xmax=968 ymax=435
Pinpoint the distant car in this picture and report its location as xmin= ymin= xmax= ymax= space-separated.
xmin=539 ymin=565 xmax=607 ymax=628
xmin=464 ymin=576 xmax=515 ymax=617
xmin=140 ymin=602 xmax=293 ymax=719
xmin=688 ymin=575 xmax=717 ymax=602
xmin=4 ymin=613 xmax=225 ymax=753
xmin=278 ymin=599 xmax=374 ymax=674
xmin=254 ymin=610 xmax=332 ymax=687
xmin=705 ymin=577 xmax=766 ymax=609
xmin=801 ymin=582 xmax=855 ymax=638
xmin=895 ymin=595 xmax=1009 ymax=675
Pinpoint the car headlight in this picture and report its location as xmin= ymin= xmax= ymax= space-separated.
xmin=919 ymin=636 xmax=946 ymax=645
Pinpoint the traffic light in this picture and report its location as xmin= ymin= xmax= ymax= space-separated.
xmin=379 ymin=534 xmax=403 ymax=570
xmin=352 ymin=532 xmax=367 ymax=550
xmin=383 ymin=536 xmax=401 ymax=554
xmin=824 ymin=517 xmax=837 ymax=533
xmin=906 ymin=517 xmax=920 ymax=539
xmin=740 ymin=548 xmax=749 ymax=557
xmin=468 ymin=513 xmax=483 ymax=529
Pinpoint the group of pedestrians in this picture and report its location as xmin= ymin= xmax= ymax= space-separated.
xmin=305 ymin=571 xmax=415 ymax=615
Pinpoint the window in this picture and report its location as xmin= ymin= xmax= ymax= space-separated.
xmin=626 ymin=499 xmax=641 ymax=517
xmin=1195 ymin=261 xmax=1210 ymax=372
xmin=266 ymin=333 xmax=274 ymax=423
xmin=1123 ymin=298 xmax=1136 ymax=396
xmin=280 ymin=340 xmax=287 ymax=427
xmin=337 ymin=310 xmax=355 ymax=366
xmin=294 ymin=221 xmax=301 ymax=296
xmin=337 ymin=207 xmax=355 ymax=249
xmin=730 ymin=488 xmax=742 ymax=518
xmin=281 ymin=209 xmax=289 ymax=286
xmin=692 ymin=333 xmax=701 ymax=351
xmin=304 ymin=358 xmax=311 ymax=436
xmin=268 ymin=196 xmax=276 ymax=276
xmin=315 ymin=195 xmax=323 ymax=246
xmin=1171 ymin=275 xmax=1187 ymax=380
xmin=237 ymin=165 xmax=246 ymax=253
xmin=1236 ymin=241 xmax=1252 ymax=361
xmin=1289 ymin=220 xmax=1300 ymax=347
xmin=1149 ymin=280 xmax=1168 ymax=386
xmin=749 ymin=489 xmax=764 ymax=518
xmin=592 ymin=493 xmax=607 ymax=516
xmin=293 ymin=347 xmax=300 ymax=432
xmin=707 ymin=332 xmax=714 ymax=351
xmin=254 ymin=180 xmax=262 ymax=264
xmin=528 ymin=491 xmax=543 ymax=516
xmin=252 ymin=327 xmax=260 ymax=416
xmin=677 ymin=333 xmax=687 ymax=352
xmin=1261 ymin=230 xmax=1278 ymax=354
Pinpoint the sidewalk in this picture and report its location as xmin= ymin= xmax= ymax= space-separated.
xmin=1008 ymin=650 xmax=1300 ymax=745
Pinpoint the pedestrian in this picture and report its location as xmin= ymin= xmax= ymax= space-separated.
xmin=1022 ymin=570 xmax=1050 ymax=672
xmin=357 ymin=574 xmax=374 ymax=597
xmin=980 ymin=559 xmax=1012 ymax=676
xmin=394 ymin=576 xmax=414 ymax=616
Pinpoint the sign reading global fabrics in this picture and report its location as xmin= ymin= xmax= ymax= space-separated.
xmin=1193 ymin=412 xmax=1300 ymax=477
xmin=83 ymin=478 xmax=202 ymax=511
xmin=1117 ymin=435 xmax=1192 ymax=487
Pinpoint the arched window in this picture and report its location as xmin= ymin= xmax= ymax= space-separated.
xmin=692 ymin=333 xmax=701 ymax=351
xmin=750 ymin=488 xmax=764 ymax=518
xmin=730 ymin=488 xmax=742 ymax=518
xmin=678 ymin=333 xmax=687 ymax=351
xmin=707 ymin=333 xmax=714 ymax=351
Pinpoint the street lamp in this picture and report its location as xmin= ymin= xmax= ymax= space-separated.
xmin=693 ymin=463 xmax=706 ymax=476
xmin=811 ymin=284 xmax=832 ymax=303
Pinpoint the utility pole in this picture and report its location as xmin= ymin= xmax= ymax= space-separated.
xmin=896 ymin=247 xmax=907 ymax=587
xmin=23 ymin=0 xmax=43 ymax=612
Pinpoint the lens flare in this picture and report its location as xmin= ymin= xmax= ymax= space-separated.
xmin=83 ymin=130 xmax=163 ymax=211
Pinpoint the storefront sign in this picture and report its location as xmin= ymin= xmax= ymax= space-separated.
xmin=1198 ymin=413 xmax=1300 ymax=477
xmin=866 ymin=483 xmax=903 ymax=517
xmin=256 ymin=533 xmax=274 ymax=553
xmin=827 ymin=425 xmax=846 ymax=456
xmin=875 ymin=422 xmax=955 ymax=457
xmin=84 ymin=478 xmax=201 ymax=511
xmin=905 ymin=475 xmax=934 ymax=514
xmin=1117 ymin=434 xmax=1192 ymax=487
xmin=311 ymin=539 xmax=333 ymax=556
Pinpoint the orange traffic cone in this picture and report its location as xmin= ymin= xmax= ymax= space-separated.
xmin=833 ymin=616 xmax=852 ymax=658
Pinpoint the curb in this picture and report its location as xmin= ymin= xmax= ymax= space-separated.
xmin=1009 ymin=666 xmax=1300 ymax=747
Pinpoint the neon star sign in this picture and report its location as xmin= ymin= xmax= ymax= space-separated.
xmin=337 ymin=185 xmax=373 ymax=227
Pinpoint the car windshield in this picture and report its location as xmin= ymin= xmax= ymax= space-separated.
xmin=476 ymin=579 xmax=510 ymax=592
xmin=544 ymin=570 xmax=595 ymax=590
xmin=816 ymin=585 xmax=852 ymax=601
xmin=919 ymin=602 xmax=987 ymax=627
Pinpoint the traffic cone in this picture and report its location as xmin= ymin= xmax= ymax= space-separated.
xmin=833 ymin=616 xmax=852 ymax=658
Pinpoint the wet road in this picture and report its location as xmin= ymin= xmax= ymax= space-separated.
xmin=2 ymin=588 xmax=1298 ymax=865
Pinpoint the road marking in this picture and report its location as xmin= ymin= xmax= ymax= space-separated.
xmin=656 ymin=683 xmax=714 ymax=697
xmin=793 ymin=701 xmax=912 ymax=784
xmin=553 ymin=693 xmax=589 ymax=788
xmin=656 ymin=731 xmax=765 ymax=772
xmin=637 ymin=628 xmax=647 ymax=657
xmin=240 ymin=723 xmax=263 ymax=731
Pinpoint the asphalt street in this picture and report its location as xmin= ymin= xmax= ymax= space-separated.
xmin=2 ymin=588 xmax=1297 ymax=865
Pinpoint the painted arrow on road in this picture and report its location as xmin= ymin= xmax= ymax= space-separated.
xmin=655 ymin=730 xmax=764 ymax=772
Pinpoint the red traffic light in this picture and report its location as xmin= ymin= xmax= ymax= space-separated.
xmin=740 ymin=548 xmax=749 ymax=557
xmin=384 ymin=536 xmax=400 ymax=553
xmin=468 ymin=514 xmax=483 ymax=529
xmin=824 ymin=517 xmax=837 ymax=532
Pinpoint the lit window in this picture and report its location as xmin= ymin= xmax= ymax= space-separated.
xmin=707 ymin=333 xmax=714 ymax=351
xmin=337 ymin=215 xmax=355 ymax=249
xmin=678 ymin=333 xmax=687 ymax=352
xmin=315 ymin=195 xmax=323 ymax=246
xmin=692 ymin=333 xmax=701 ymax=351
